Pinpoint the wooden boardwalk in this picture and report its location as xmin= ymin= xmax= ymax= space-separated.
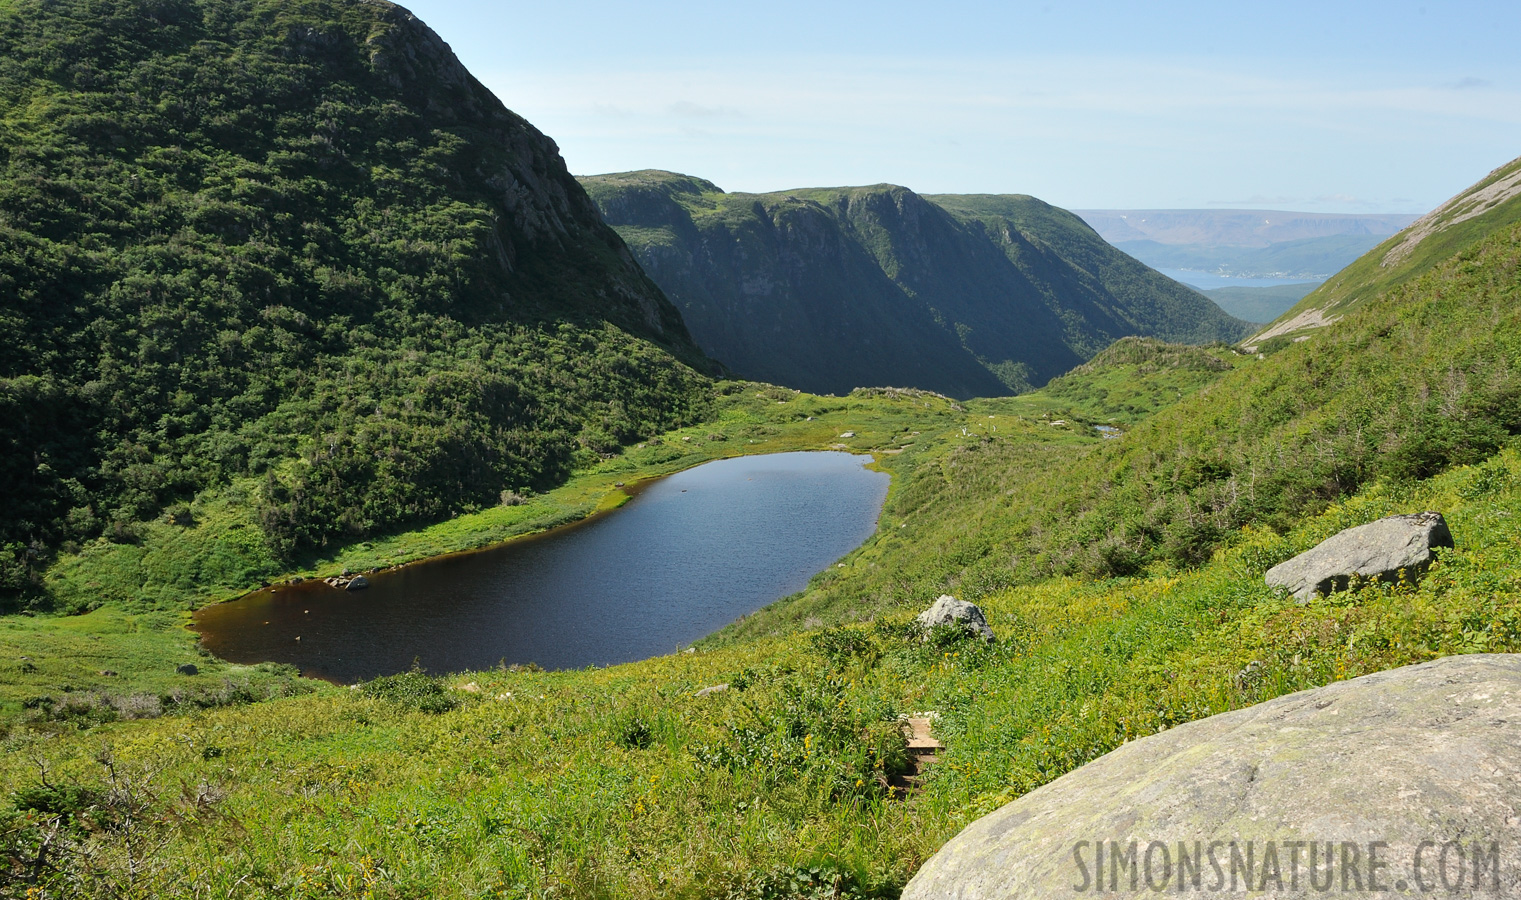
xmin=891 ymin=715 xmax=944 ymax=799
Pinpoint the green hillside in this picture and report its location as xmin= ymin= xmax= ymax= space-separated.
xmin=7 ymin=325 xmax=1521 ymax=898
xmin=579 ymin=171 xmax=1250 ymax=398
xmin=1249 ymin=153 xmax=1521 ymax=346
xmin=0 ymin=0 xmax=715 ymax=604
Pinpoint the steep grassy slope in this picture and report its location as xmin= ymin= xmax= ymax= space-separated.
xmin=1250 ymin=153 xmax=1521 ymax=346
xmin=0 ymin=0 xmax=714 ymax=603
xmin=925 ymin=194 xmax=1246 ymax=348
xmin=580 ymin=171 xmax=1250 ymax=398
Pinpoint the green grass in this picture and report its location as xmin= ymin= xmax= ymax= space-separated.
xmin=6 ymin=205 xmax=1521 ymax=896
xmin=995 ymin=337 xmax=1240 ymax=425
xmin=0 ymin=607 xmax=312 ymax=733
xmin=5 ymin=329 xmax=1521 ymax=897
xmin=5 ymin=448 xmax=1519 ymax=898
xmin=1201 ymin=282 xmax=1319 ymax=323
xmin=3 ymin=382 xmax=982 ymax=734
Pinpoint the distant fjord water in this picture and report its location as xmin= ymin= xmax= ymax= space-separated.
xmin=1154 ymin=267 xmax=1322 ymax=291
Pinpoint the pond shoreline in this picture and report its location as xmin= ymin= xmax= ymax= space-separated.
xmin=209 ymin=444 xmax=887 ymax=612
xmin=193 ymin=451 xmax=891 ymax=681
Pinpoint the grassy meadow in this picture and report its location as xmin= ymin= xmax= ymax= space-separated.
xmin=4 ymin=439 xmax=1519 ymax=898
xmin=6 ymin=326 xmax=1521 ymax=896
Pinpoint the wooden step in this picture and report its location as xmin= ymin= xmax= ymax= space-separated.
xmin=902 ymin=716 xmax=944 ymax=750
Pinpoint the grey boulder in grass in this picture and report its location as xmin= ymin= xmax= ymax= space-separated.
xmin=1265 ymin=512 xmax=1454 ymax=601
xmin=915 ymin=596 xmax=995 ymax=642
xmin=901 ymin=654 xmax=1521 ymax=900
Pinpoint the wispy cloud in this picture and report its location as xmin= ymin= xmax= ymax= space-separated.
xmin=1206 ymin=195 xmax=1302 ymax=207
xmin=667 ymin=100 xmax=742 ymax=119
xmin=1444 ymin=76 xmax=1492 ymax=90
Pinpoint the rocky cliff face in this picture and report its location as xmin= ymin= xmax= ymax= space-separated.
xmin=581 ymin=171 xmax=1251 ymax=398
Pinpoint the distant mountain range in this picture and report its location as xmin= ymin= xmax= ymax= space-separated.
xmin=1074 ymin=210 xmax=1420 ymax=248
xmin=581 ymin=172 xmax=1251 ymax=398
xmin=1076 ymin=209 xmax=1421 ymax=283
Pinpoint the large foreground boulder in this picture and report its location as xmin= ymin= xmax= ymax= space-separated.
xmin=902 ymin=654 xmax=1521 ymax=899
xmin=1265 ymin=512 xmax=1454 ymax=601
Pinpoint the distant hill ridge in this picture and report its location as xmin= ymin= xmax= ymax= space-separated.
xmin=581 ymin=171 xmax=1250 ymax=398
xmin=1075 ymin=209 xmax=1420 ymax=248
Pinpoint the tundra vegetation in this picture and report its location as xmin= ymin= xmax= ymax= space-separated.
xmin=4 ymin=0 xmax=1521 ymax=897
xmin=7 ymin=298 xmax=1521 ymax=895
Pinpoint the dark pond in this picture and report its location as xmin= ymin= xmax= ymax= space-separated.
xmin=194 ymin=451 xmax=889 ymax=682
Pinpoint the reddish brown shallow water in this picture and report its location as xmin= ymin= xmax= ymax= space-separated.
xmin=194 ymin=451 xmax=888 ymax=682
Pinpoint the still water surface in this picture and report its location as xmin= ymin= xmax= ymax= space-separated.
xmin=1155 ymin=267 xmax=1323 ymax=291
xmin=195 ymin=452 xmax=888 ymax=682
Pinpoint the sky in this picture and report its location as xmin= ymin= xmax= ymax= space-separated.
xmin=398 ymin=0 xmax=1521 ymax=214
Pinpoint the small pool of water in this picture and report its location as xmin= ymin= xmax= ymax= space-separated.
xmin=194 ymin=451 xmax=889 ymax=682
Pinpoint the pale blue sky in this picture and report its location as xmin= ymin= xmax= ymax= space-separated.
xmin=400 ymin=0 xmax=1520 ymax=213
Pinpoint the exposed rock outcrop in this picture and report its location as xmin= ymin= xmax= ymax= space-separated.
xmin=1265 ymin=512 xmax=1453 ymax=601
xmin=902 ymin=654 xmax=1521 ymax=899
xmin=324 ymin=574 xmax=369 ymax=591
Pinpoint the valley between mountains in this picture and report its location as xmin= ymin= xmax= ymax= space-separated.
xmin=3 ymin=1 xmax=1521 ymax=897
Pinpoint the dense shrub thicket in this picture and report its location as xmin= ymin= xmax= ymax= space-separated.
xmin=0 ymin=0 xmax=713 ymax=599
